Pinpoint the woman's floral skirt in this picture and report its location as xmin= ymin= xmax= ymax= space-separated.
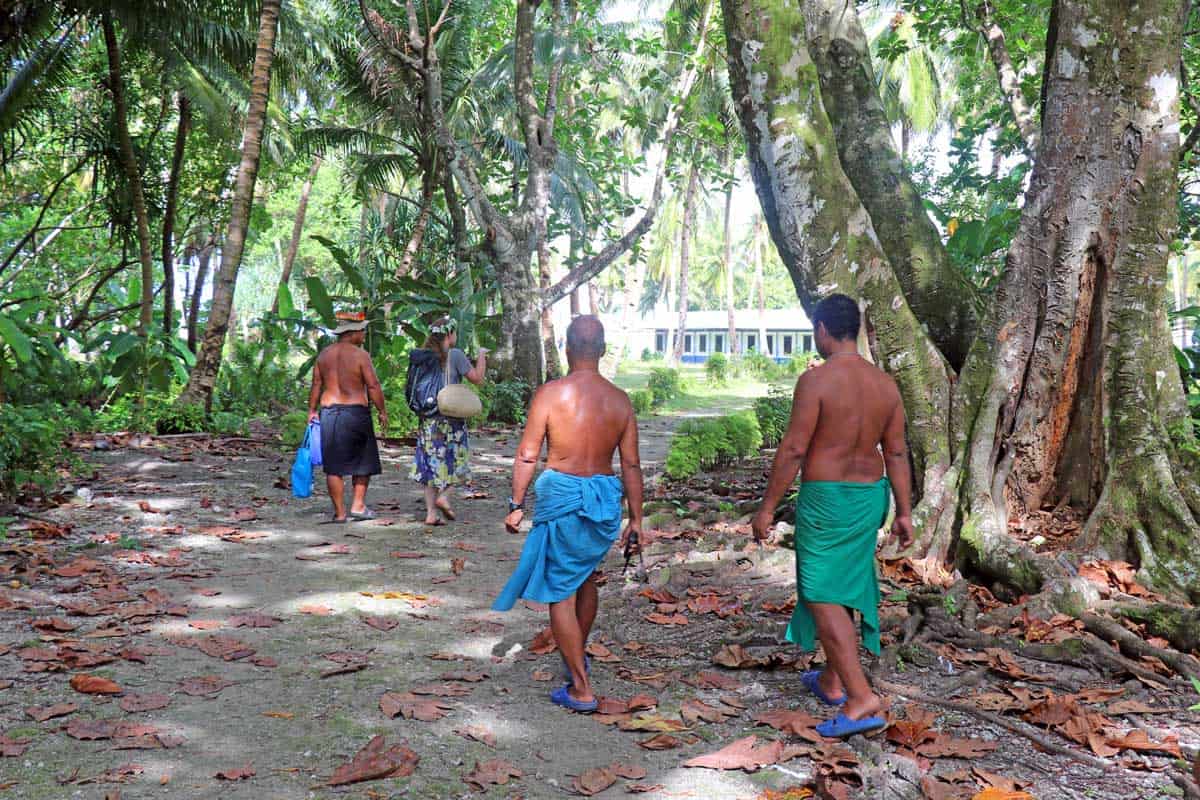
xmin=410 ymin=415 xmax=471 ymax=489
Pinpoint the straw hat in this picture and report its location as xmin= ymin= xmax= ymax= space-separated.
xmin=331 ymin=311 xmax=368 ymax=335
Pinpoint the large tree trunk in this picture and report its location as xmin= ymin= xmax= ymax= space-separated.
xmin=187 ymin=237 xmax=214 ymax=354
xmin=395 ymin=164 xmax=433 ymax=278
xmin=725 ymin=0 xmax=1200 ymax=598
xmin=162 ymin=93 xmax=190 ymax=334
xmin=724 ymin=0 xmax=958 ymax=553
xmin=672 ymin=163 xmax=700 ymax=365
xmin=101 ymin=14 xmax=155 ymax=337
xmin=955 ymin=0 xmax=1200 ymax=596
xmin=802 ymin=0 xmax=978 ymax=369
xmin=272 ymin=156 xmax=321 ymax=314
xmin=179 ymin=0 xmax=280 ymax=407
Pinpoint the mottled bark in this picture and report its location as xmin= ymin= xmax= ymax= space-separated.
xmin=974 ymin=0 xmax=1040 ymax=154
xmin=395 ymin=170 xmax=432 ymax=279
xmin=101 ymin=14 xmax=155 ymax=337
xmin=179 ymin=0 xmax=279 ymax=407
xmin=724 ymin=0 xmax=957 ymax=553
xmin=802 ymin=0 xmax=977 ymax=369
xmin=672 ymin=163 xmax=699 ymax=364
xmin=272 ymin=157 xmax=321 ymax=315
xmin=539 ymin=237 xmax=561 ymax=380
xmin=162 ymin=93 xmax=190 ymax=334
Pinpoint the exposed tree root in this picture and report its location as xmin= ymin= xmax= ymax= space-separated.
xmin=1080 ymin=612 xmax=1200 ymax=682
xmin=1105 ymin=601 xmax=1200 ymax=653
xmin=875 ymin=678 xmax=1118 ymax=773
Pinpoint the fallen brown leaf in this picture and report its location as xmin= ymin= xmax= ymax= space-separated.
xmin=572 ymin=766 xmax=617 ymax=796
xmin=327 ymin=735 xmax=419 ymax=786
xmin=25 ymin=702 xmax=78 ymax=722
xmin=455 ymin=725 xmax=497 ymax=748
xmin=379 ymin=691 xmax=453 ymax=721
xmin=463 ymin=759 xmax=521 ymax=791
xmin=214 ymin=763 xmax=255 ymax=781
xmin=70 ymin=673 xmax=123 ymax=695
xmin=177 ymin=675 xmax=234 ymax=696
xmin=119 ymin=693 xmax=171 ymax=713
xmin=638 ymin=734 xmax=683 ymax=750
xmin=683 ymin=735 xmax=789 ymax=771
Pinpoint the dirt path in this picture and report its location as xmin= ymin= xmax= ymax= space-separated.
xmin=0 ymin=412 xmax=1186 ymax=799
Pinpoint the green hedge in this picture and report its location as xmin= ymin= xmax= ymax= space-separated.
xmin=0 ymin=403 xmax=73 ymax=498
xmin=648 ymin=367 xmax=683 ymax=407
xmin=705 ymin=352 xmax=729 ymax=385
xmin=754 ymin=386 xmax=792 ymax=449
xmin=630 ymin=389 xmax=654 ymax=416
xmin=665 ymin=410 xmax=763 ymax=479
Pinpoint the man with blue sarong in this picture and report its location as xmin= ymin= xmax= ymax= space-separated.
xmin=493 ymin=316 xmax=644 ymax=713
xmin=752 ymin=294 xmax=914 ymax=739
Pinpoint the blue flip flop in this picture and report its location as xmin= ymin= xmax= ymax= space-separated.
xmin=550 ymin=683 xmax=598 ymax=713
xmin=560 ymin=653 xmax=591 ymax=686
xmin=801 ymin=670 xmax=846 ymax=706
xmin=816 ymin=713 xmax=887 ymax=738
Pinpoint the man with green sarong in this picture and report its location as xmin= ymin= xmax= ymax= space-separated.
xmin=752 ymin=294 xmax=913 ymax=739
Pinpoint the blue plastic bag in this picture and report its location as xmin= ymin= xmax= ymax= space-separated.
xmin=291 ymin=426 xmax=314 ymax=499
xmin=307 ymin=421 xmax=323 ymax=467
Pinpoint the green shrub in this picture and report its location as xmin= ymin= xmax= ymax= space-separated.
xmin=154 ymin=401 xmax=205 ymax=435
xmin=0 ymin=403 xmax=72 ymax=497
xmin=95 ymin=391 xmax=203 ymax=434
xmin=743 ymin=350 xmax=776 ymax=377
xmin=726 ymin=410 xmax=763 ymax=455
xmin=665 ymin=413 xmax=762 ymax=479
xmin=754 ymin=386 xmax=793 ymax=448
xmin=279 ymin=411 xmax=308 ymax=445
xmin=630 ymin=389 xmax=654 ymax=416
xmin=640 ymin=348 xmax=664 ymax=362
xmin=705 ymin=352 xmax=729 ymax=385
xmin=648 ymin=367 xmax=682 ymax=407
xmin=479 ymin=380 xmax=531 ymax=425
xmin=784 ymin=352 xmax=820 ymax=376
xmin=207 ymin=411 xmax=250 ymax=436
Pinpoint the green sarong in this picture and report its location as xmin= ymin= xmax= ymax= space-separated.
xmin=785 ymin=478 xmax=890 ymax=656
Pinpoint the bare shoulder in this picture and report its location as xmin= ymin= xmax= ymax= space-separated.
xmin=794 ymin=361 xmax=827 ymax=394
xmin=869 ymin=362 xmax=903 ymax=406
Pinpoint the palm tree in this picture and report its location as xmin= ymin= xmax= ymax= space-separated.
xmin=179 ymin=0 xmax=281 ymax=408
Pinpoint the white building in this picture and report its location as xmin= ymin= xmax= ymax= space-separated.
xmin=606 ymin=308 xmax=814 ymax=363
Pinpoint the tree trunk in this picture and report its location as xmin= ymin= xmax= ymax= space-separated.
xmin=178 ymin=0 xmax=280 ymax=408
xmin=974 ymin=0 xmax=1040 ymax=154
xmin=187 ymin=238 xmax=214 ymax=354
xmin=802 ymin=0 xmax=978 ymax=369
xmin=396 ymin=164 xmax=433 ymax=278
xmin=724 ymin=0 xmax=957 ymax=552
xmin=539 ymin=237 xmax=561 ymax=379
xmin=723 ymin=166 xmax=737 ymax=357
xmin=955 ymin=0 xmax=1200 ymax=596
xmin=162 ymin=93 xmax=190 ymax=335
xmin=672 ymin=164 xmax=700 ymax=365
xmin=272 ymin=156 xmax=322 ymax=314
xmin=725 ymin=0 xmax=1200 ymax=598
xmin=570 ymin=288 xmax=581 ymax=316
xmin=101 ymin=14 xmax=155 ymax=337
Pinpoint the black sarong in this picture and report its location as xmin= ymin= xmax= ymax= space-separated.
xmin=319 ymin=404 xmax=382 ymax=476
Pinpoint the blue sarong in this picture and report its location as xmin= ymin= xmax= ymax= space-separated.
xmin=492 ymin=469 xmax=624 ymax=610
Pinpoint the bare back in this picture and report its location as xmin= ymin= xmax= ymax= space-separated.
xmin=315 ymin=342 xmax=371 ymax=407
xmin=519 ymin=371 xmax=636 ymax=477
xmin=792 ymin=356 xmax=904 ymax=483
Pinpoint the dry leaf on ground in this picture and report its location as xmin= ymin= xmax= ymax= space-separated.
xmin=119 ymin=694 xmax=171 ymax=713
xmin=572 ymin=766 xmax=616 ymax=796
xmin=70 ymin=673 xmax=123 ymax=695
xmin=463 ymin=759 xmax=521 ymax=791
xmin=26 ymin=703 xmax=78 ymax=722
xmin=327 ymin=735 xmax=419 ymax=786
xmin=683 ymin=735 xmax=791 ymax=771
xmin=455 ymin=726 xmax=497 ymax=748
xmin=379 ymin=691 xmax=453 ymax=721
xmin=214 ymin=763 xmax=255 ymax=781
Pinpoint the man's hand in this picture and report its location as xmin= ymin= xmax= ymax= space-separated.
xmin=308 ymin=410 xmax=319 ymax=424
xmin=885 ymin=514 xmax=914 ymax=551
xmin=505 ymin=509 xmax=524 ymax=534
xmin=618 ymin=519 xmax=643 ymax=552
xmin=377 ymin=411 xmax=389 ymax=432
xmin=751 ymin=508 xmax=775 ymax=542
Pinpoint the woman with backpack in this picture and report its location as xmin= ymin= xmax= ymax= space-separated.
xmin=407 ymin=317 xmax=487 ymax=525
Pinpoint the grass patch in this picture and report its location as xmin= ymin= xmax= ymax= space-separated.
xmin=614 ymin=362 xmax=786 ymax=414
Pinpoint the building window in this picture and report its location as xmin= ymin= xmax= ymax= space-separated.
xmin=684 ymin=334 xmax=693 ymax=353
xmin=767 ymin=334 xmax=775 ymax=354
xmin=803 ymin=334 xmax=813 ymax=351
xmin=747 ymin=334 xmax=757 ymax=351
xmin=715 ymin=334 xmax=724 ymax=353
xmin=698 ymin=334 xmax=708 ymax=353
xmin=655 ymin=331 xmax=667 ymax=352
xmin=783 ymin=335 xmax=793 ymax=355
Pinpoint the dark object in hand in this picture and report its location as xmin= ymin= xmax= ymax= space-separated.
xmin=623 ymin=528 xmax=645 ymax=578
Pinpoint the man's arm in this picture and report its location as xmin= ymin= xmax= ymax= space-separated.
xmin=307 ymin=360 xmax=323 ymax=423
xmin=464 ymin=349 xmax=488 ymax=386
xmin=752 ymin=372 xmax=819 ymax=540
xmin=617 ymin=406 xmax=644 ymax=547
xmin=361 ymin=353 xmax=388 ymax=430
xmin=505 ymin=386 xmax=550 ymax=532
xmin=882 ymin=398 xmax=914 ymax=549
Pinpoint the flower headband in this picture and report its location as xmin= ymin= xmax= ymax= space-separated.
xmin=430 ymin=318 xmax=457 ymax=335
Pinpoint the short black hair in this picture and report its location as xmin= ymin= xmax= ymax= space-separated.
xmin=566 ymin=315 xmax=605 ymax=359
xmin=813 ymin=294 xmax=860 ymax=341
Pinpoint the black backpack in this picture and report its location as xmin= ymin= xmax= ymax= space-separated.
xmin=405 ymin=349 xmax=445 ymax=418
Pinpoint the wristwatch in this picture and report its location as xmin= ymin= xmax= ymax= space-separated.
xmin=508 ymin=497 xmax=524 ymax=513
